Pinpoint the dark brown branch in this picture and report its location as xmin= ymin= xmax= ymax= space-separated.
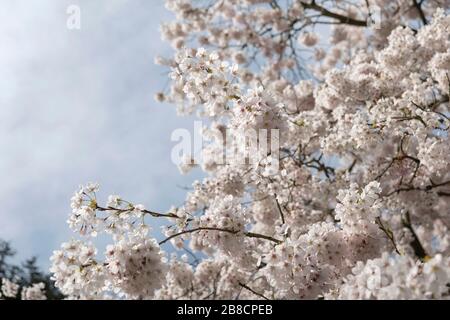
xmin=375 ymin=134 xmax=422 ymax=183
xmin=402 ymin=211 xmax=428 ymax=261
xmin=274 ymin=195 xmax=286 ymax=224
xmin=300 ymin=1 xmax=368 ymax=27
xmin=244 ymin=232 xmax=283 ymax=244
xmin=238 ymin=282 xmax=270 ymax=300
xmin=96 ymin=205 xmax=181 ymax=219
xmin=159 ymin=227 xmax=283 ymax=245
xmin=412 ymin=0 xmax=428 ymax=25
xmin=387 ymin=179 xmax=450 ymax=197
xmin=375 ymin=217 xmax=400 ymax=255
xmin=411 ymin=97 xmax=450 ymax=121
xmin=347 ymin=158 xmax=357 ymax=173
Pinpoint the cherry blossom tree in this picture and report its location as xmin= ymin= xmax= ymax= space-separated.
xmin=51 ymin=1 xmax=450 ymax=300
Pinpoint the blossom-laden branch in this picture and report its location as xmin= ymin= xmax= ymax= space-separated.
xmin=299 ymin=1 xmax=368 ymax=27
xmin=159 ymin=227 xmax=283 ymax=246
xmin=95 ymin=205 xmax=181 ymax=219
xmin=238 ymin=282 xmax=270 ymax=300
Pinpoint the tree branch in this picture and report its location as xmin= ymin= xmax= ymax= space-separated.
xmin=387 ymin=179 xmax=450 ymax=197
xmin=159 ymin=227 xmax=283 ymax=245
xmin=375 ymin=217 xmax=400 ymax=255
xmin=274 ymin=195 xmax=286 ymax=224
xmin=238 ymin=282 xmax=270 ymax=300
xmin=96 ymin=205 xmax=181 ymax=219
xmin=300 ymin=1 xmax=368 ymax=27
xmin=412 ymin=0 xmax=428 ymax=25
xmin=402 ymin=211 xmax=428 ymax=261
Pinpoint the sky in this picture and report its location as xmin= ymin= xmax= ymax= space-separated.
xmin=0 ymin=0 xmax=201 ymax=269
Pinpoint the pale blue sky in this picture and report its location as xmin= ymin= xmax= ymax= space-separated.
xmin=0 ymin=0 xmax=201 ymax=269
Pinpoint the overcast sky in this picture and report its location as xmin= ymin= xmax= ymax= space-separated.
xmin=0 ymin=0 xmax=201 ymax=269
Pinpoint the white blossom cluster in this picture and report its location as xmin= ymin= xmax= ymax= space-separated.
xmin=104 ymin=236 xmax=167 ymax=299
xmin=50 ymin=240 xmax=105 ymax=299
xmin=51 ymin=1 xmax=450 ymax=300
xmin=21 ymin=283 xmax=47 ymax=300
xmin=1 ymin=278 xmax=20 ymax=299
xmin=0 ymin=278 xmax=46 ymax=300
xmin=335 ymin=182 xmax=382 ymax=234
xmin=50 ymin=184 xmax=169 ymax=299
xmin=335 ymin=253 xmax=450 ymax=299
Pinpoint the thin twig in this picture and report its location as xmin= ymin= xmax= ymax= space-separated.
xmin=238 ymin=282 xmax=270 ymax=300
xmin=402 ymin=211 xmax=428 ymax=261
xmin=300 ymin=1 xmax=368 ymax=27
xmin=274 ymin=195 xmax=286 ymax=224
